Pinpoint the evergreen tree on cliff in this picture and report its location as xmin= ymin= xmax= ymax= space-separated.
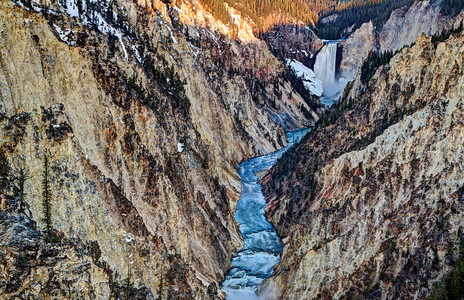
xmin=42 ymin=150 xmax=53 ymax=241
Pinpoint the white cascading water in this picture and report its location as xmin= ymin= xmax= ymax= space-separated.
xmin=221 ymin=129 xmax=310 ymax=300
xmin=314 ymin=42 xmax=338 ymax=97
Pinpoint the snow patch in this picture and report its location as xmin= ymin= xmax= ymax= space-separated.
xmin=130 ymin=44 xmax=142 ymax=64
xmin=17 ymin=0 xmax=132 ymax=60
xmin=125 ymin=234 xmax=135 ymax=243
xmin=177 ymin=143 xmax=184 ymax=153
xmin=166 ymin=25 xmax=178 ymax=44
xmin=286 ymin=59 xmax=323 ymax=97
xmin=64 ymin=0 xmax=79 ymax=18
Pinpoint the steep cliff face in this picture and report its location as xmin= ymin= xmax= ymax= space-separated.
xmin=262 ymin=31 xmax=464 ymax=299
xmin=260 ymin=23 xmax=323 ymax=68
xmin=339 ymin=21 xmax=377 ymax=79
xmin=340 ymin=0 xmax=464 ymax=79
xmin=0 ymin=0 xmax=316 ymax=298
xmin=0 ymin=210 xmax=163 ymax=299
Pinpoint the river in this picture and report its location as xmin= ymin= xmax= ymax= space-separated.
xmin=221 ymin=128 xmax=311 ymax=299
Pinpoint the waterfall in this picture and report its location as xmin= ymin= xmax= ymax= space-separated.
xmin=314 ymin=42 xmax=338 ymax=96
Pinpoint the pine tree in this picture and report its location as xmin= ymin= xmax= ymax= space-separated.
xmin=124 ymin=267 xmax=134 ymax=300
xmin=0 ymin=147 xmax=9 ymax=193
xmin=12 ymin=165 xmax=29 ymax=214
xmin=42 ymin=151 xmax=53 ymax=241
xmin=157 ymin=265 xmax=164 ymax=300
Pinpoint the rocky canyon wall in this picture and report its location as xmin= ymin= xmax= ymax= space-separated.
xmin=0 ymin=0 xmax=317 ymax=298
xmin=340 ymin=0 xmax=464 ymax=79
xmin=262 ymin=30 xmax=464 ymax=299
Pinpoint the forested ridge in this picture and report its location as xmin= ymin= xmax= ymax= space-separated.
xmin=199 ymin=0 xmax=405 ymax=33
xmin=440 ymin=0 xmax=464 ymax=17
xmin=198 ymin=0 xmax=431 ymax=37
xmin=200 ymin=0 xmax=318 ymax=31
xmin=313 ymin=0 xmax=416 ymax=39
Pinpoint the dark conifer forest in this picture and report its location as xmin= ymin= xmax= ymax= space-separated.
xmin=199 ymin=0 xmax=422 ymax=37
xmin=312 ymin=0 xmax=416 ymax=39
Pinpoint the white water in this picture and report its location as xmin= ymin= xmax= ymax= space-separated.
xmin=314 ymin=41 xmax=350 ymax=106
xmin=314 ymin=42 xmax=338 ymax=92
xmin=221 ymin=129 xmax=310 ymax=300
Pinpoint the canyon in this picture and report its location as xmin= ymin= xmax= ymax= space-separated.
xmin=0 ymin=0 xmax=463 ymax=299
xmin=0 ymin=0 xmax=319 ymax=298
xmin=339 ymin=0 xmax=464 ymax=79
xmin=262 ymin=27 xmax=464 ymax=300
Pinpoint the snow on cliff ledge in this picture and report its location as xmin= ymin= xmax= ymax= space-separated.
xmin=286 ymin=59 xmax=323 ymax=97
